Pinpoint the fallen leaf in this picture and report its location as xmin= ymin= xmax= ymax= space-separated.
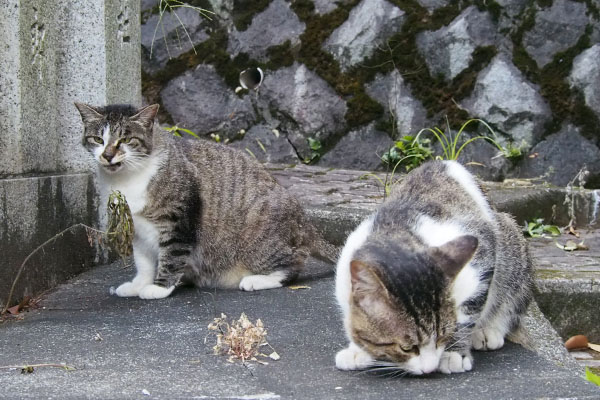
xmin=465 ymin=161 xmax=485 ymax=167
xmin=588 ymin=343 xmax=600 ymax=353
xmin=555 ymin=240 xmax=588 ymax=251
xmin=7 ymin=304 xmax=20 ymax=315
xmin=568 ymin=226 xmax=580 ymax=238
xmin=288 ymin=285 xmax=311 ymax=290
xmin=21 ymin=366 xmax=34 ymax=374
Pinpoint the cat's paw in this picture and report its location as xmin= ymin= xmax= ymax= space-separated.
xmin=472 ymin=328 xmax=505 ymax=351
xmin=138 ymin=284 xmax=175 ymax=299
xmin=438 ymin=351 xmax=473 ymax=374
xmin=239 ymin=275 xmax=283 ymax=291
xmin=114 ymin=281 xmax=144 ymax=297
xmin=335 ymin=345 xmax=374 ymax=371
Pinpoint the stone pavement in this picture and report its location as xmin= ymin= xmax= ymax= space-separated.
xmin=1 ymin=164 xmax=599 ymax=399
xmin=0 ymin=261 xmax=599 ymax=400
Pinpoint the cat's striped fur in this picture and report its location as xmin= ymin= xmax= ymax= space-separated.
xmin=335 ymin=160 xmax=533 ymax=375
xmin=76 ymin=103 xmax=335 ymax=299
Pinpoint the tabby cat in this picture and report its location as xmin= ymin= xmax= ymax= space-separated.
xmin=335 ymin=160 xmax=533 ymax=374
xmin=75 ymin=103 xmax=334 ymax=299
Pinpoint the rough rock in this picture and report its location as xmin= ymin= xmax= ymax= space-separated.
xmin=227 ymin=0 xmax=305 ymax=62
xmin=313 ymin=0 xmax=339 ymax=15
xmin=323 ymin=0 xmax=405 ymax=71
xmin=523 ymin=0 xmax=588 ymax=68
xmin=366 ymin=70 xmax=427 ymax=137
xmin=416 ymin=0 xmax=450 ymax=13
xmin=517 ymin=124 xmax=600 ymax=187
xmin=160 ymin=64 xmax=256 ymax=138
xmin=461 ymin=55 xmax=551 ymax=150
xmin=456 ymin=136 xmax=512 ymax=182
xmin=416 ymin=6 xmax=497 ymax=80
xmin=229 ymin=124 xmax=299 ymax=164
xmin=569 ymin=44 xmax=600 ymax=121
xmin=141 ymin=0 xmax=158 ymax=12
xmin=141 ymin=7 xmax=210 ymax=74
xmin=495 ymin=0 xmax=530 ymax=17
xmin=259 ymin=63 xmax=347 ymax=142
xmin=319 ymin=123 xmax=393 ymax=171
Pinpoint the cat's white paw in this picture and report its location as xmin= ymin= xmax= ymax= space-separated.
xmin=438 ymin=351 xmax=472 ymax=374
xmin=335 ymin=345 xmax=374 ymax=371
xmin=114 ymin=281 xmax=145 ymax=297
xmin=472 ymin=328 xmax=505 ymax=351
xmin=138 ymin=284 xmax=175 ymax=299
xmin=239 ymin=274 xmax=283 ymax=291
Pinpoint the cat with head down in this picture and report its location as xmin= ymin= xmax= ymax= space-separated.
xmin=335 ymin=160 xmax=533 ymax=375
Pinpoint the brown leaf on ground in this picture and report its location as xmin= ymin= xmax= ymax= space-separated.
xmin=588 ymin=343 xmax=600 ymax=353
xmin=568 ymin=226 xmax=580 ymax=238
xmin=288 ymin=285 xmax=311 ymax=290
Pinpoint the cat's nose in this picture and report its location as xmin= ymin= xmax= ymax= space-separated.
xmin=102 ymin=152 xmax=115 ymax=163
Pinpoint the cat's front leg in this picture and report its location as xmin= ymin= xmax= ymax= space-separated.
xmin=471 ymin=326 xmax=505 ymax=351
xmin=335 ymin=342 xmax=374 ymax=370
xmin=114 ymin=246 xmax=156 ymax=297
xmin=142 ymin=236 xmax=191 ymax=299
xmin=438 ymin=322 xmax=475 ymax=374
xmin=438 ymin=350 xmax=473 ymax=374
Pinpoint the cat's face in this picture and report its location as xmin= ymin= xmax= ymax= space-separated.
xmin=348 ymin=235 xmax=477 ymax=375
xmin=75 ymin=103 xmax=159 ymax=174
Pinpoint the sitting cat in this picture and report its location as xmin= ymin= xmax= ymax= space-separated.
xmin=335 ymin=160 xmax=533 ymax=375
xmin=75 ymin=103 xmax=334 ymax=299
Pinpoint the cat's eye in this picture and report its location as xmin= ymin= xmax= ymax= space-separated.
xmin=121 ymin=138 xmax=132 ymax=144
xmin=88 ymin=137 xmax=104 ymax=145
xmin=400 ymin=345 xmax=419 ymax=354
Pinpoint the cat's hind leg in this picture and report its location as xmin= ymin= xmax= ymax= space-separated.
xmin=239 ymin=270 xmax=290 ymax=291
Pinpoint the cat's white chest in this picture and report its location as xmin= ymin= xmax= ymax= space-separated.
xmin=99 ymin=155 xmax=162 ymax=215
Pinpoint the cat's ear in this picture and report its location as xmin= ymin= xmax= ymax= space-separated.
xmin=430 ymin=235 xmax=478 ymax=279
xmin=130 ymin=104 xmax=159 ymax=129
xmin=74 ymin=102 xmax=103 ymax=124
xmin=350 ymin=260 xmax=389 ymax=299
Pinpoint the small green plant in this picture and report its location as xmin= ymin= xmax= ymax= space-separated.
xmin=523 ymin=218 xmax=561 ymax=238
xmin=163 ymin=125 xmax=201 ymax=139
xmin=150 ymin=0 xmax=214 ymax=59
xmin=586 ymin=367 xmax=600 ymax=386
xmin=413 ymin=118 xmax=505 ymax=161
xmin=304 ymin=137 xmax=322 ymax=164
xmin=381 ymin=135 xmax=433 ymax=172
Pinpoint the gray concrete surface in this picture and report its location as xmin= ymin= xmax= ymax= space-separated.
xmin=1 ymin=261 xmax=599 ymax=399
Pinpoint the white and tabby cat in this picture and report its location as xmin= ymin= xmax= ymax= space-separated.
xmin=75 ymin=103 xmax=335 ymax=299
xmin=335 ymin=160 xmax=533 ymax=375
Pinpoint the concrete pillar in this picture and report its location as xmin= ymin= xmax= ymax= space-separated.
xmin=0 ymin=0 xmax=141 ymax=308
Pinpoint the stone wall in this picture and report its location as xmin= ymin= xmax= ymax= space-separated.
xmin=142 ymin=0 xmax=600 ymax=186
xmin=0 ymin=0 xmax=141 ymax=308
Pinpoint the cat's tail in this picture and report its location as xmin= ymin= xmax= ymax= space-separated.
xmin=305 ymin=224 xmax=340 ymax=265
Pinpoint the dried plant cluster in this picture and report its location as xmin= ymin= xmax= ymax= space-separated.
xmin=207 ymin=313 xmax=279 ymax=364
xmin=106 ymin=190 xmax=135 ymax=259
